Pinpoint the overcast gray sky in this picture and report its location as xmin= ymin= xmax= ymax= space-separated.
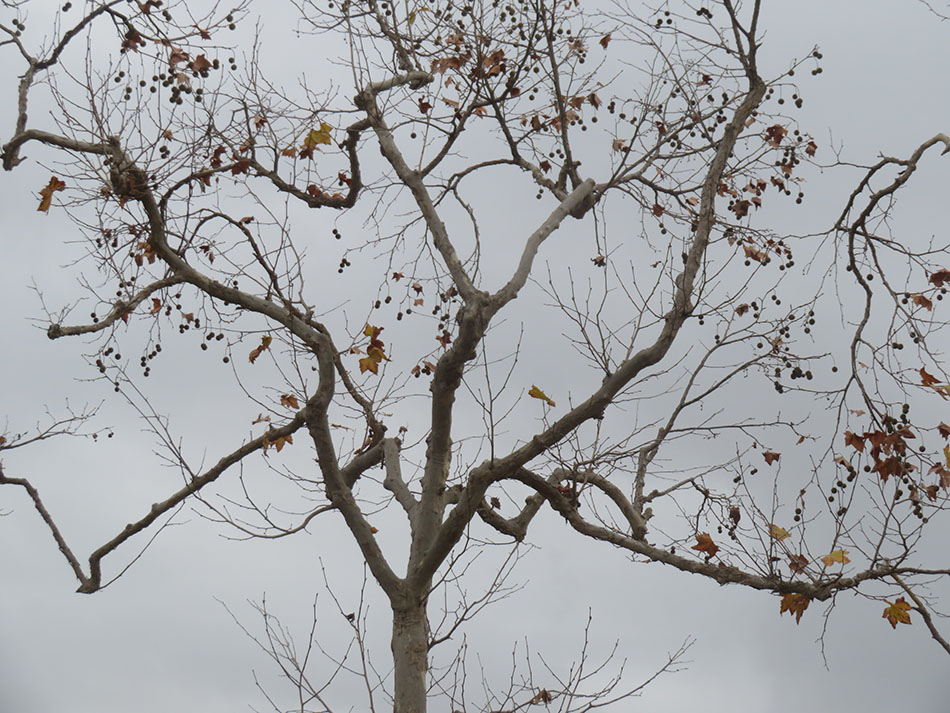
xmin=2 ymin=1 xmax=950 ymax=712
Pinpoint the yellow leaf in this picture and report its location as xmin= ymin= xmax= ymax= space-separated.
xmin=359 ymin=354 xmax=381 ymax=374
xmin=358 ymin=325 xmax=387 ymax=375
xmin=944 ymin=444 xmax=950 ymax=468
xmin=820 ymin=549 xmax=850 ymax=566
xmin=528 ymin=384 xmax=556 ymax=407
xmin=768 ymin=524 xmax=791 ymax=541
xmin=302 ymin=123 xmax=332 ymax=149
xmin=882 ymin=597 xmax=912 ymax=629
xmin=38 ymin=176 xmax=66 ymax=212
xmin=370 ymin=526 xmax=379 ymax=534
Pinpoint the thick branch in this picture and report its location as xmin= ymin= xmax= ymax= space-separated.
xmin=491 ymin=179 xmax=596 ymax=307
xmin=383 ymin=438 xmax=418 ymax=527
xmin=3 ymin=128 xmax=112 ymax=170
xmin=355 ymin=70 xmax=478 ymax=302
xmin=411 ymin=51 xmax=768 ymax=586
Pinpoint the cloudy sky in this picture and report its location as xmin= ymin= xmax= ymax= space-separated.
xmin=2 ymin=1 xmax=950 ymax=712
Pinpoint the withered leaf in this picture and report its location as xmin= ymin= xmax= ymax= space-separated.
xmin=779 ymin=593 xmax=810 ymax=624
xmin=37 ymin=176 xmax=66 ymax=213
xmin=248 ymin=335 xmax=273 ymax=363
xmin=788 ymin=554 xmax=809 ymax=574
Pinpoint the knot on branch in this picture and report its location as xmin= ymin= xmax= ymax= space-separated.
xmin=108 ymin=161 xmax=149 ymax=202
xmin=568 ymin=191 xmax=596 ymax=220
xmin=1 ymin=142 xmax=24 ymax=171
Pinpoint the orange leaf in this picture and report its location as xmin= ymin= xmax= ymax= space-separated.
xmin=820 ymin=549 xmax=850 ymax=566
xmin=37 ymin=176 xmax=66 ymax=212
xmin=691 ymin=532 xmax=719 ymax=558
xmin=882 ymin=597 xmax=912 ymax=629
xmin=779 ymin=593 xmax=810 ymax=624
xmin=274 ymin=434 xmax=292 ymax=452
xmin=280 ymin=393 xmax=300 ymax=409
xmin=528 ymin=384 xmax=556 ymax=407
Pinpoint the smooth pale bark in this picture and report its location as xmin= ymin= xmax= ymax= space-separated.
xmin=391 ymin=604 xmax=430 ymax=713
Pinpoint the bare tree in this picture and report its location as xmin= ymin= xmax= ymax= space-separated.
xmin=3 ymin=0 xmax=950 ymax=710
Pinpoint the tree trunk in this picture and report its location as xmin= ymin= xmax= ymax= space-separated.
xmin=391 ymin=603 xmax=429 ymax=713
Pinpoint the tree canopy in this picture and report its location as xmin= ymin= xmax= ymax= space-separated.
xmin=2 ymin=1 xmax=950 ymax=711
